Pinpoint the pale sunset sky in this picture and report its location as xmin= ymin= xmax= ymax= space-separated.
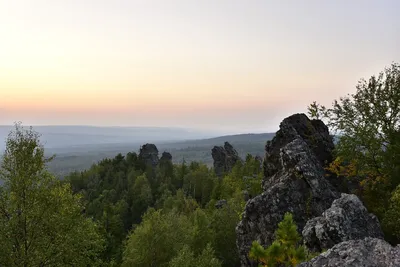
xmin=1 ymin=0 xmax=399 ymax=133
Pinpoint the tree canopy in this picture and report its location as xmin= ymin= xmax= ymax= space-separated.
xmin=308 ymin=62 xmax=400 ymax=243
xmin=0 ymin=124 xmax=104 ymax=266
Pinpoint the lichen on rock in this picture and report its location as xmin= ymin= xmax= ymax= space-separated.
xmin=299 ymin=238 xmax=400 ymax=267
xmin=302 ymin=193 xmax=384 ymax=252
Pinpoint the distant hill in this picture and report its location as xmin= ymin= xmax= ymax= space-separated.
xmin=45 ymin=132 xmax=275 ymax=177
xmin=161 ymin=133 xmax=275 ymax=147
xmin=0 ymin=125 xmax=220 ymax=150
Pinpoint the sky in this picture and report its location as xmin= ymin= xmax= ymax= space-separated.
xmin=1 ymin=0 xmax=399 ymax=133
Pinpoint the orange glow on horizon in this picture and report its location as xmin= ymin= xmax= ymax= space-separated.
xmin=1 ymin=0 xmax=398 ymax=130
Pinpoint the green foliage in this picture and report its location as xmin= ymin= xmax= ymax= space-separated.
xmin=275 ymin=213 xmax=301 ymax=246
xmin=209 ymin=195 xmax=244 ymax=266
xmin=182 ymin=164 xmax=218 ymax=206
xmin=249 ymin=213 xmax=309 ymax=267
xmin=169 ymin=244 xmax=221 ymax=267
xmin=311 ymin=62 xmax=400 ymax=243
xmin=122 ymin=190 xmax=244 ymax=267
xmin=0 ymin=124 xmax=104 ymax=266
xmin=122 ymin=208 xmax=192 ymax=267
xmin=66 ymin=151 xmax=152 ymax=263
xmin=188 ymin=209 xmax=214 ymax=255
xmin=161 ymin=189 xmax=199 ymax=215
xmin=382 ymin=185 xmax=400 ymax=243
xmin=131 ymin=174 xmax=153 ymax=223
xmin=61 ymin=128 xmax=263 ymax=266
xmin=307 ymin=101 xmax=326 ymax=120
xmin=321 ymin=63 xmax=400 ymax=184
xmin=218 ymin=155 xmax=263 ymax=200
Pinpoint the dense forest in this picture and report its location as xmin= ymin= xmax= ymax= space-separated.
xmin=0 ymin=123 xmax=263 ymax=266
xmin=66 ymin=147 xmax=263 ymax=266
xmin=0 ymin=63 xmax=399 ymax=266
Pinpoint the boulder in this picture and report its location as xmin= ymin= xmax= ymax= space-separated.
xmin=236 ymin=114 xmax=339 ymax=266
xmin=303 ymin=193 xmax=384 ymax=252
xmin=212 ymin=142 xmax=242 ymax=177
xmin=299 ymin=238 xmax=400 ymax=267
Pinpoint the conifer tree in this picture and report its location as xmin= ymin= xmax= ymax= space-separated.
xmin=249 ymin=212 xmax=309 ymax=267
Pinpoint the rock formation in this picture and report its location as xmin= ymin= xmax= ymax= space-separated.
xmin=212 ymin=142 xmax=242 ymax=177
xmin=138 ymin=143 xmax=159 ymax=169
xmin=233 ymin=113 xmax=400 ymax=266
xmin=236 ymin=114 xmax=340 ymax=266
xmin=299 ymin=238 xmax=400 ymax=267
xmin=263 ymin=113 xmax=334 ymax=189
xmin=159 ymin=151 xmax=172 ymax=162
xmin=303 ymin=193 xmax=384 ymax=252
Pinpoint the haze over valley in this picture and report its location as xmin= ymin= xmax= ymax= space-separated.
xmin=0 ymin=125 xmax=273 ymax=176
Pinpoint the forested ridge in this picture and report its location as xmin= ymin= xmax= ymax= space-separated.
xmin=1 ymin=63 xmax=400 ymax=266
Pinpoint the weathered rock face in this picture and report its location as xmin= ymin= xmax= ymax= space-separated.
xmin=212 ymin=146 xmax=228 ymax=177
xmin=303 ymin=193 xmax=384 ymax=252
xmin=299 ymin=238 xmax=400 ymax=267
xmin=236 ymin=114 xmax=340 ymax=266
xmin=263 ymin=113 xmax=334 ymax=189
xmin=139 ymin=143 xmax=159 ymax=168
xmin=212 ymin=142 xmax=242 ymax=177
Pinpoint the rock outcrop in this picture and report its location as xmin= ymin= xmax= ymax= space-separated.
xmin=212 ymin=142 xmax=242 ymax=177
xmin=263 ymin=113 xmax=334 ymax=189
xmin=159 ymin=151 xmax=172 ymax=162
xmin=303 ymin=193 xmax=384 ymax=252
xmin=299 ymin=238 xmax=400 ymax=267
xmin=236 ymin=114 xmax=340 ymax=266
xmin=138 ymin=143 xmax=159 ymax=168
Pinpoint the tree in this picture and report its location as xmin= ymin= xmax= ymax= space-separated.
xmin=160 ymin=189 xmax=199 ymax=215
xmin=188 ymin=209 xmax=215 ymax=255
xmin=172 ymin=159 xmax=188 ymax=190
xmin=243 ymin=154 xmax=262 ymax=177
xmin=382 ymin=185 xmax=400 ymax=243
xmin=122 ymin=208 xmax=192 ymax=267
xmin=307 ymin=101 xmax=326 ymax=120
xmin=249 ymin=213 xmax=309 ymax=267
xmin=219 ymin=158 xmax=263 ymax=200
xmin=0 ymin=123 xmax=104 ymax=266
xmin=308 ymin=62 xmax=400 ymax=241
xmin=210 ymin=195 xmax=244 ymax=267
xmin=98 ymin=197 xmax=129 ymax=263
xmin=169 ymin=244 xmax=221 ymax=267
xmin=183 ymin=164 xmax=217 ymax=206
xmin=311 ymin=63 xmax=400 ymax=186
xmin=131 ymin=174 xmax=153 ymax=223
